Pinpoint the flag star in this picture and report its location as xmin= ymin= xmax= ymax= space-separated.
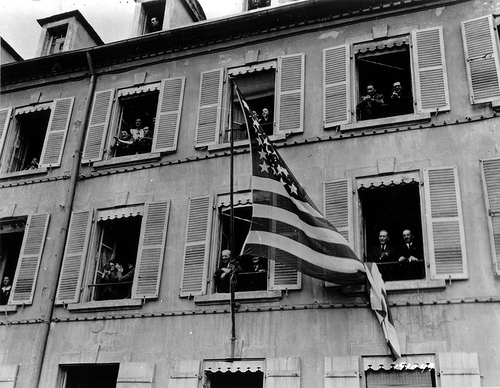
xmin=258 ymin=149 xmax=267 ymax=160
xmin=289 ymin=182 xmax=298 ymax=195
xmin=277 ymin=165 xmax=287 ymax=175
xmin=257 ymin=137 xmax=263 ymax=146
xmin=259 ymin=161 xmax=270 ymax=173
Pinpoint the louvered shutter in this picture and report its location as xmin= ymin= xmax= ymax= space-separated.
xmin=480 ymin=158 xmax=500 ymax=275
xmin=168 ymin=360 xmax=200 ymax=388
xmin=132 ymin=200 xmax=171 ymax=299
xmin=438 ymin=353 xmax=480 ymax=387
xmin=0 ymin=108 xmax=12 ymax=158
xmin=180 ymin=196 xmax=211 ymax=297
xmin=116 ymin=362 xmax=155 ymax=388
xmin=424 ymin=167 xmax=468 ymax=279
xmin=55 ymin=210 xmax=93 ymax=304
xmin=461 ymin=15 xmax=500 ymax=104
xmin=9 ymin=214 xmax=50 ymax=305
xmin=412 ymin=27 xmax=450 ymax=113
xmin=324 ymin=357 xmax=359 ymax=388
xmin=276 ymin=54 xmax=304 ymax=134
xmin=266 ymin=358 xmax=301 ymax=388
xmin=39 ymin=97 xmax=74 ymax=167
xmin=152 ymin=77 xmax=185 ymax=153
xmin=82 ymin=89 xmax=114 ymax=163
xmin=195 ymin=69 xmax=223 ymax=147
xmin=323 ymin=45 xmax=351 ymax=127
xmin=0 ymin=364 xmax=18 ymax=388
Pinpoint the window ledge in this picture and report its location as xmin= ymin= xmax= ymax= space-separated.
xmin=0 ymin=167 xmax=49 ymax=181
xmin=0 ymin=305 xmax=18 ymax=313
xmin=194 ymin=290 xmax=282 ymax=305
xmin=92 ymin=153 xmax=161 ymax=169
xmin=66 ymin=299 xmax=143 ymax=312
xmin=207 ymin=134 xmax=287 ymax=153
xmin=339 ymin=112 xmax=431 ymax=132
xmin=492 ymin=100 xmax=500 ymax=112
xmin=385 ymin=279 xmax=446 ymax=293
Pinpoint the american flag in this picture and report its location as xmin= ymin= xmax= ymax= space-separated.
xmin=233 ymin=83 xmax=401 ymax=359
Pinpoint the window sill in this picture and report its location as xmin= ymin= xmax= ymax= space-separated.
xmin=66 ymin=299 xmax=143 ymax=312
xmin=0 ymin=167 xmax=49 ymax=181
xmin=194 ymin=290 xmax=282 ymax=305
xmin=338 ymin=112 xmax=431 ymax=132
xmin=0 ymin=305 xmax=17 ymax=313
xmin=207 ymin=134 xmax=287 ymax=153
xmin=92 ymin=153 xmax=161 ymax=169
xmin=385 ymin=278 xmax=446 ymax=293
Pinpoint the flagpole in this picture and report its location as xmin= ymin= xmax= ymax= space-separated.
xmin=229 ymin=77 xmax=237 ymax=347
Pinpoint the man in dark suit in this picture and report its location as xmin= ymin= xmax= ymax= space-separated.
xmin=398 ymin=229 xmax=421 ymax=262
xmin=368 ymin=229 xmax=395 ymax=262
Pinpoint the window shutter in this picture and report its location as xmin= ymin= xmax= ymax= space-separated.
xmin=168 ymin=360 xmax=200 ymax=388
xmin=180 ymin=196 xmax=211 ymax=297
xmin=461 ymin=15 xmax=500 ymax=104
xmin=438 ymin=352 xmax=480 ymax=387
xmin=82 ymin=89 xmax=114 ymax=163
xmin=0 ymin=107 xmax=12 ymax=158
xmin=412 ymin=27 xmax=450 ymax=113
xmin=266 ymin=357 xmax=301 ymax=388
xmin=480 ymin=158 xmax=500 ymax=275
xmin=39 ymin=97 xmax=74 ymax=167
xmin=9 ymin=213 xmax=50 ymax=305
xmin=0 ymin=364 xmax=18 ymax=388
xmin=277 ymin=54 xmax=305 ymax=134
xmin=132 ymin=200 xmax=171 ymax=299
xmin=324 ymin=357 xmax=359 ymax=388
xmin=424 ymin=167 xmax=468 ymax=279
xmin=195 ymin=69 xmax=223 ymax=148
xmin=152 ymin=77 xmax=185 ymax=153
xmin=269 ymin=251 xmax=301 ymax=290
xmin=323 ymin=45 xmax=351 ymax=128
xmin=116 ymin=362 xmax=155 ymax=388
xmin=55 ymin=210 xmax=93 ymax=304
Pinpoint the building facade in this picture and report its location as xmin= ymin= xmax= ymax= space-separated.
xmin=1 ymin=0 xmax=500 ymax=386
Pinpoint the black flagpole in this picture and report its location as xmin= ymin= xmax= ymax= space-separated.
xmin=229 ymin=77 xmax=237 ymax=348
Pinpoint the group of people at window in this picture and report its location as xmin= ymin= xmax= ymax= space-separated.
xmin=367 ymin=229 xmax=425 ymax=281
xmin=214 ymin=250 xmax=268 ymax=293
xmin=113 ymin=117 xmax=154 ymax=157
xmin=96 ymin=261 xmax=135 ymax=300
xmin=356 ymin=81 xmax=413 ymax=121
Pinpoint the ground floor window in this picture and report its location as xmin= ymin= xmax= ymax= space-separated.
xmin=60 ymin=364 xmax=119 ymax=388
xmin=359 ymin=180 xmax=425 ymax=282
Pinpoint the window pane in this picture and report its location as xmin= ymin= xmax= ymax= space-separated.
xmin=63 ymin=364 xmax=119 ymax=388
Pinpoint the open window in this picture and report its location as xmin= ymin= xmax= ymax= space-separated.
xmin=141 ymin=0 xmax=166 ymax=34
xmin=47 ymin=24 xmax=68 ymax=55
xmin=59 ymin=364 xmax=119 ymax=388
xmin=247 ymin=0 xmax=271 ymax=11
xmin=203 ymin=360 xmax=264 ymax=388
xmin=364 ymin=358 xmax=436 ymax=388
xmin=0 ymin=217 xmax=26 ymax=305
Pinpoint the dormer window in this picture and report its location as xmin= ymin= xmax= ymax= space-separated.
xmin=48 ymin=25 xmax=68 ymax=55
xmin=142 ymin=0 xmax=166 ymax=34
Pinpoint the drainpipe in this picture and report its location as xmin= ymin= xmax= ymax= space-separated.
xmin=33 ymin=51 xmax=96 ymax=388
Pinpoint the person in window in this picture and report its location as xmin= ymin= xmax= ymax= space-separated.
xmin=24 ymin=158 xmax=39 ymax=171
xmin=130 ymin=118 xmax=152 ymax=153
xmin=248 ymin=0 xmax=270 ymax=10
xmin=356 ymin=83 xmax=385 ymax=120
xmin=103 ymin=261 xmax=122 ymax=299
xmin=150 ymin=17 xmax=161 ymax=32
xmin=388 ymin=81 xmax=413 ymax=116
xmin=259 ymin=107 xmax=273 ymax=135
xmin=368 ymin=229 xmax=395 ymax=263
xmin=113 ymin=129 xmax=134 ymax=156
xmin=117 ymin=262 xmax=135 ymax=298
xmin=397 ymin=229 xmax=421 ymax=263
xmin=0 ymin=276 xmax=12 ymax=305
xmin=214 ymin=250 xmax=242 ymax=293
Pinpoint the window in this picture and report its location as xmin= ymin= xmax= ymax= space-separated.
xmin=206 ymin=370 xmax=264 ymax=388
xmin=59 ymin=364 xmax=119 ymax=388
xmin=55 ymin=201 xmax=171 ymax=305
xmin=323 ymin=27 xmax=450 ymax=128
xmin=142 ymin=0 xmax=165 ymax=34
xmin=82 ymin=78 xmax=185 ymax=164
xmin=0 ymin=217 xmax=26 ymax=305
xmin=0 ymin=99 xmax=74 ymax=173
xmin=366 ymin=368 xmax=436 ymax=387
xmin=48 ymin=25 xmax=68 ymax=55
xmin=247 ymin=0 xmax=271 ymax=11
xmin=195 ymin=54 xmax=304 ymax=148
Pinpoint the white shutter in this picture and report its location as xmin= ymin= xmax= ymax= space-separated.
xmin=39 ymin=97 xmax=74 ymax=167
xmin=269 ymin=251 xmax=301 ymax=290
xmin=461 ymin=15 xmax=500 ymax=104
xmin=9 ymin=214 xmax=50 ymax=305
xmin=266 ymin=357 xmax=301 ymax=388
xmin=168 ymin=360 xmax=200 ymax=388
xmin=324 ymin=357 xmax=359 ymax=388
xmin=116 ymin=362 xmax=155 ymax=388
xmin=152 ymin=77 xmax=185 ymax=153
xmin=82 ymin=89 xmax=114 ymax=163
xmin=323 ymin=45 xmax=351 ymax=127
xmin=0 ymin=364 xmax=18 ymax=388
xmin=0 ymin=108 xmax=12 ymax=159
xmin=480 ymin=158 xmax=500 ymax=275
xmin=424 ymin=167 xmax=468 ymax=279
xmin=412 ymin=27 xmax=450 ymax=113
xmin=132 ymin=200 xmax=171 ymax=299
xmin=55 ymin=210 xmax=93 ymax=304
xmin=438 ymin=353 xmax=480 ymax=387
xmin=195 ymin=69 xmax=223 ymax=147
xmin=180 ymin=196 xmax=211 ymax=297
xmin=277 ymin=54 xmax=304 ymax=134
